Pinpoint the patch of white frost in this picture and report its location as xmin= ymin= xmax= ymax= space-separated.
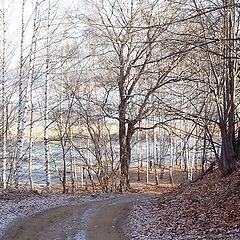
xmin=0 ymin=192 xmax=117 ymax=238
xmin=128 ymin=197 xmax=240 ymax=240
xmin=71 ymin=231 xmax=86 ymax=240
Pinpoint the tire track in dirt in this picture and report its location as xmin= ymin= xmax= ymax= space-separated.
xmin=1 ymin=194 xmax=149 ymax=240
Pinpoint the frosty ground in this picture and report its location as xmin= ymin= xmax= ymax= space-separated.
xmin=0 ymin=169 xmax=240 ymax=239
xmin=0 ymin=191 xmax=152 ymax=240
xmin=129 ymin=170 xmax=240 ymax=240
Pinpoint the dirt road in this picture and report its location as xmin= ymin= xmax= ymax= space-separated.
xmin=1 ymin=194 xmax=147 ymax=240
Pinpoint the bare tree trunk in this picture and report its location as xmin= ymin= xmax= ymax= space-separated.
xmin=80 ymin=160 xmax=84 ymax=189
xmin=60 ymin=138 xmax=67 ymax=193
xmin=218 ymin=0 xmax=237 ymax=176
xmin=187 ymin=138 xmax=193 ymax=181
xmin=28 ymin=0 xmax=39 ymax=190
xmin=44 ymin=0 xmax=52 ymax=191
xmin=154 ymin=153 xmax=159 ymax=185
xmin=28 ymin=90 xmax=33 ymax=190
xmin=192 ymin=0 xmax=237 ymax=176
xmin=119 ymin=119 xmax=134 ymax=191
xmin=119 ymin=100 xmax=130 ymax=191
xmin=15 ymin=0 xmax=27 ymax=191
xmin=1 ymin=0 xmax=7 ymax=190
xmin=70 ymin=130 xmax=77 ymax=193
xmin=137 ymin=130 xmax=141 ymax=181
xmin=201 ymin=125 xmax=207 ymax=174
xmin=152 ymin=121 xmax=158 ymax=185
xmin=158 ymin=127 xmax=164 ymax=179
xmin=84 ymin=167 xmax=88 ymax=191
xmin=169 ymin=131 xmax=173 ymax=184
xmin=145 ymin=128 xmax=149 ymax=184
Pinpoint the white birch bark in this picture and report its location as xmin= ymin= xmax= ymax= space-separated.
xmin=137 ymin=130 xmax=141 ymax=181
xmin=169 ymin=131 xmax=173 ymax=184
xmin=187 ymin=136 xmax=193 ymax=181
xmin=15 ymin=0 xmax=27 ymax=191
xmin=44 ymin=0 xmax=52 ymax=191
xmin=153 ymin=127 xmax=159 ymax=185
xmin=28 ymin=112 xmax=33 ymax=190
xmin=69 ymin=110 xmax=76 ymax=192
xmin=80 ymin=159 xmax=84 ymax=189
xmin=194 ymin=137 xmax=198 ymax=174
xmin=28 ymin=1 xmax=39 ymax=190
xmin=70 ymin=136 xmax=77 ymax=193
xmin=1 ymin=0 xmax=7 ymax=189
xmin=146 ymin=129 xmax=149 ymax=183
xmin=78 ymin=118 xmax=84 ymax=189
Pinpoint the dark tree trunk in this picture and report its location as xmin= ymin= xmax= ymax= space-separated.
xmin=119 ymin=120 xmax=134 ymax=192
xmin=62 ymin=150 xmax=67 ymax=194
xmin=62 ymin=161 xmax=67 ymax=193
xmin=218 ymin=126 xmax=236 ymax=176
xmin=201 ymin=127 xmax=207 ymax=174
xmin=119 ymin=97 xmax=127 ymax=192
xmin=217 ymin=0 xmax=237 ymax=177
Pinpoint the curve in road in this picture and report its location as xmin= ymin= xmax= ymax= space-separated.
xmin=2 ymin=194 xmax=148 ymax=240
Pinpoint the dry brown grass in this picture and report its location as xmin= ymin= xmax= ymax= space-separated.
xmin=129 ymin=165 xmax=188 ymax=195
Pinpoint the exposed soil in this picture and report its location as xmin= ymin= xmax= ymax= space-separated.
xmin=1 ymin=194 xmax=148 ymax=240
xmin=0 ymin=167 xmax=187 ymax=240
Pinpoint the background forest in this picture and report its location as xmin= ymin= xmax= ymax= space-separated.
xmin=0 ymin=0 xmax=239 ymax=193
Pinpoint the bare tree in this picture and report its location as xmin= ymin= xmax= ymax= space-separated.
xmin=43 ymin=0 xmax=52 ymax=191
xmin=27 ymin=0 xmax=41 ymax=190
xmin=14 ymin=0 xmax=27 ymax=191
xmin=84 ymin=0 xmax=187 ymax=191
xmin=188 ymin=0 xmax=239 ymax=176
xmin=1 ymin=0 xmax=7 ymax=189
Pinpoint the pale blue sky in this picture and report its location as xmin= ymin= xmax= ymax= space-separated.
xmin=3 ymin=0 xmax=82 ymax=68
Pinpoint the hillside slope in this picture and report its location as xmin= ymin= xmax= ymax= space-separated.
xmin=129 ymin=169 xmax=240 ymax=239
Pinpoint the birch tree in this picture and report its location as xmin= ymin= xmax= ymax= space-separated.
xmin=44 ymin=0 xmax=52 ymax=191
xmin=14 ymin=0 xmax=27 ymax=191
xmin=27 ymin=0 xmax=41 ymax=190
xmin=84 ymin=0 xmax=189 ymax=191
xmin=1 ymin=0 xmax=7 ymax=189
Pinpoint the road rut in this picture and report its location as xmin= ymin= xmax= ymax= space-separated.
xmin=1 ymin=194 xmax=147 ymax=240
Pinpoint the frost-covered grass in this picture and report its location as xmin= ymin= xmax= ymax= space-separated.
xmin=4 ymin=170 xmax=238 ymax=240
